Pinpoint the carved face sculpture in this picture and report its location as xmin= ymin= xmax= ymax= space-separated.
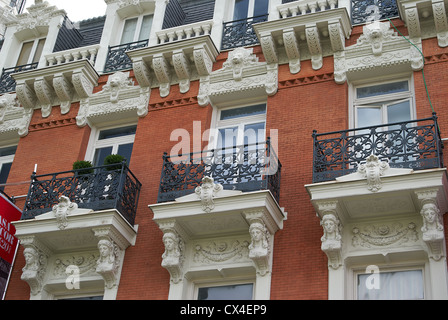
xmin=421 ymin=203 xmax=438 ymax=224
xmin=98 ymin=239 xmax=113 ymax=259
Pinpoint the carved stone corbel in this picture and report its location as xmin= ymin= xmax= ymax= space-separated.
xmin=15 ymin=81 xmax=37 ymax=110
xmin=193 ymin=44 xmax=214 ymax=76
xmin=172 ymin=50 xmax=191 ymax=94
xmin=282 ymin=28 xmax=301 ymax=74
xmin=247 ymin=217 xmax=271 ymax=276
xmin=259 ymin=33 xmax=278 ymax=64
xmin=93 ymin=228 xmax=124 ymax=290
xmin=316 ymin=201 xmax=342 ymax=270
xmin=53 ymin=73 xmax=74 ymax=114
xmin=152 ymin=53 xmax=171 ymax=97
xmin=34 ymin=77 xmax=55 ymax=118
xmin=432 ymin=0 xmax=448 ymax=47
xmin=20 ymin=236 xmax=50 ymax=297
xmin=305 ymin=24 xmax=323 ymax=70
xmin=415 ymin=189 xmax=446 ymax=261
xmin=133 ymin=58 xmax=152 ymax=88
xmin=157 ymin=220 xmax=185 ymax=284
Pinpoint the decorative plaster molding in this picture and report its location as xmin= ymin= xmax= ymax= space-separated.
xmin=247 ymin=218 xmax=271 ymax=276
xmin=351 ymin=222 xmax=419 ymax=248
xmin=334 ymin=20 xmax=424 ymax=84
xmin=51 ymin=196 xmax=78 ymax=230
xmin=20 ymin=236 xmax=50 ymax=297
xmin=357 ymin=154 xmax=390 ymax=192
xmin=76 ymin=71 xmax=149 ymax=127
xmin=193 ymin=239 xmax=250 ymax=265
xmin=0 ymin=93 xmax=32 ymax=138
xmin=198 ymin=47 xmax=278 ymax=107
xmin=194 ymin=176 xmax=223 ymax=213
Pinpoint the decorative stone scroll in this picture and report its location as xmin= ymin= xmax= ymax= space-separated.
xmin=357 ymin=154 xmax=390 ymax=192
xmin=195 ymin=176 xmax=223 ymax=213
xmin=0 ymin=93 xmax=33 ymax=138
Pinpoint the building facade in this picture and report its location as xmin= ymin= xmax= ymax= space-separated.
xmin=0 ymin=0 xmax=447 ymax=300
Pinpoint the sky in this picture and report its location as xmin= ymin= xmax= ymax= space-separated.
xmin=26 ymin=0 xmax=108 ymax=22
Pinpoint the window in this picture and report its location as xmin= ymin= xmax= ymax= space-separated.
xmin=356 ymin=269 xmax=424 ymax=300
xmin=197 ymin=283 xmax=254 ymax=300
xmin=90 ymin=125 xmax=136 ymax=167
xmin=232 ymin=0 xmax=269 ymax=20
xmin=215 ymin=104 xmax=267 ymax=150
xmin=16 ymin=38 xmax=46 ymax=66
xmin=353 ymin=79 xmax=414 ymax=131
xmin=0 ymin=146 xmax=16 ymax=191
xmin=120 ymin=15 xmax=153 ymax=44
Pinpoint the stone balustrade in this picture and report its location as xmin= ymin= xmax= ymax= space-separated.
xmin=45 ymin=44 xmax=101 ymax=67
xmin=156 ymin=20 xmax=214 ymax=44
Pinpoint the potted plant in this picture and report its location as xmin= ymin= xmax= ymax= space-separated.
xmin=103 ymin=154 xmax=126 ymax=171
xmin=72 ymin=160 xmax=94 ymax=175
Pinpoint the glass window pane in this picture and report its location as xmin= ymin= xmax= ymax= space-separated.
xmin=99 ymin=126 xmax=137 ymax=140
xmin=217 ymin=127 xmax=238 ymax=150
xmin=93 ymin=146 xmax=113 ymax=167
xmin=233 ymin=0 xmax=249 ymax=20
xmin=357 ymin=81 xmax=409 ymax=99
xmin=220 ymin=104 xmax=266 ymax=121
xmin=387 ymin=100 xmax=411 ymax=124
xmin=357 ymin=270 xmax=423 ymax=300
xmin=254 ymin=0 xmax=269 ymax=16
xmin=198 ymin=284 xmax=253 ymax=300
xmin=0 ymin=163 xmax=12 ymax=191
xmin=0 ymin=146 xmax=17 ymax=157
xmin=32 ymin=38 xmax=46 ymax=64
xmin=244 ymin=122 xmax=265 ymax=146
xmin=117 ymin=143 xmax=134 ymax=165
xmin=17 ymin=41 xmax=34 ymax=66
xmin=121 ymin=18 xmax=138 ymax=44
xmin=357 ymin=107 xmax=382 ymax=128
xmin=138 ymin=15 xmax=153 ymax=41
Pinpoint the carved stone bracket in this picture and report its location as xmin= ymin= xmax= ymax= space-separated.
xmin=127 ymin=36 xmax=218 ymax=98
xmin=157 ymin=219 xmax=186 ymax=284
xmin=19 ymin=236 xmax=50 ymax=297
xmin=13 ymin=60 xmax=99 ymax=118
xmin=244 ymin=213 xmax=271 ymax=276
xmin=93 ymin=227 xmax=125 ymax=290
xmin=315 ymin=201 xmax=343 ymax=270
xmin=415 ymin=189 xmax=446 ymax=261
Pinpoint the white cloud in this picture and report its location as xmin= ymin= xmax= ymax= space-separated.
xmin=28 ymin=0 xmax=107 ymax=22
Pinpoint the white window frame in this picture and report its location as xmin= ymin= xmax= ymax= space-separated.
xmin=194 ymin=279 xmax=256 ymax=300
xmin=16 ymin=37 xmax=46 ymax=66
xmin=0 ymin=144 xmax=17 ymax=189
xmin=120 ymin=14 xmax=154 ymax=44
xmin=351 ymin=264 xmax=428 ymax=300
xmin=349 ymin=76 xmax=416 ymax=130
xmin=85 ymin=123 xmax=137 ymax=167
xmin=230 ymin=0 xmax=269 ymax=20
xmin=211 ymin=103 xmax=267 ymax=150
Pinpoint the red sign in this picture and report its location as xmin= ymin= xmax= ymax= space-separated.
xmin=0 ymin=192 xmax=21 ymax=264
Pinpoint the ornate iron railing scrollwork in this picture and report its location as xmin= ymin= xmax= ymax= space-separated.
xmin=157 ymin=139 xmax=282 ymax=204
xmin=0 ymin=62 xmax=38 ymax=94
xmin=104 ymin=39 xmax=149 ymax=73
xmin=312 ymin=113 xmax=444 ymax=183
xmin=351 ymin=0 xmax=399 ymax=25
xmin=221 ymin=14 xmax=269 ymax=50
xmin=22 ymin=162 xmax=142 ymax=226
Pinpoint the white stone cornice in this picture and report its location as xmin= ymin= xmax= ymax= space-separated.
xmin=127 ymin=35 xmax=218 ymax=98
xmin=12 ymin=59 xmax=99 ymax=117
xmin=254 ymin=8 xmax=351 ymax=75
xmin=0 ymin=92 xmax=33 ymax=138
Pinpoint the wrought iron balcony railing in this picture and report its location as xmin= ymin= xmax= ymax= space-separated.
xmin=312 ymin=113 xmax=444 ymax=183
xmin=0 ymin=63 xmax=38 ymax=94
xmin=222 ymin=14 xmax=269 ymax=50
xmin=351 ymin=0 xmax=399 ymax=25
xmin=158 ymin=139 xmax=281 ymax=204
xmin=21 ymin=162 xmax=142 ymax=226
xmin=104 ymin=39 xmax=149 ymax=73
